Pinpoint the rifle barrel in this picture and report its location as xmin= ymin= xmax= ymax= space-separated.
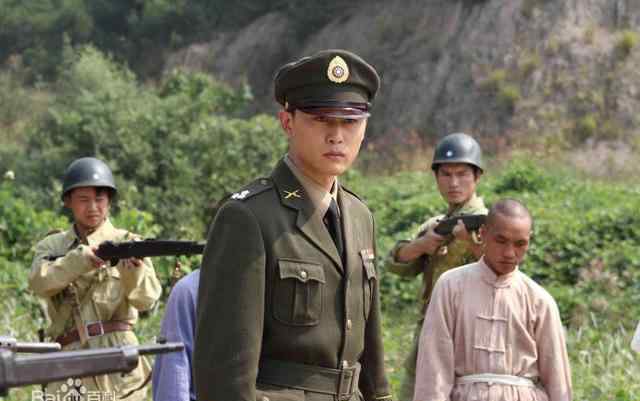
xmin=0 ymin=337 xmax=61 ymax=353
xmin=0 ymin=342 xmax=184 ymax=396
xmin=14 ymin=342 xmax=61 ymax=353
xmin=135 ymin=342 xmax=184 ymax=356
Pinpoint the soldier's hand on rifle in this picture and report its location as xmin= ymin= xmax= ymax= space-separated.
xmin=452 ymin=219 xmax=484 ymax=258
xmin=87 ymin=246 xmax=107 ymax=269
xmin=121 ymin=258 xmax=143 ymax=269
xmin=416 ymin=228 xmax=446 ymax=256
xmin=452 ymin=219 xmax=473 ymax=242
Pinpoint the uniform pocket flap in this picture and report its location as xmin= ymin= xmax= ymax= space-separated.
xmin=278 ymin=259 xmax=325 ymax=284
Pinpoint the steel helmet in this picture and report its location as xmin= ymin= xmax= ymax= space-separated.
xmin=431 ymin=133 xmax=483 ymax=172
xmin=61 ymin=157 xmax=117 ymax=199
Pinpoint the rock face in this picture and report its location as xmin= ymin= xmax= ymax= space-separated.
xmin=166 ymin=0 xmax=640 ymax=145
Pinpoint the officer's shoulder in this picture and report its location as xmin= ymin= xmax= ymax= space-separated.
xmin=340 ymin=185 xmax=367 ymax=205
xmin=227 ymin=177 xmax=274 ymax=203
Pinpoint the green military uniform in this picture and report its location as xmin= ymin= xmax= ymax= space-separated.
xmin=29 ymin=218 xmax=161 ymax=400
xmin=385 ymin=195 xmax=487 ymax=401
xmin=195 ymin=158 xmax=391 ymax=401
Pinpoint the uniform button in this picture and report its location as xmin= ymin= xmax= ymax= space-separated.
xmin=261 ymin=397 xmax=270 ymax=401
xmin=346 ymin=319 xmax=352 ymax=330
xmin=300 ymin=270 xmax=308 ymax=280
xmin=342 ymin=360 xmax=349 ymax=369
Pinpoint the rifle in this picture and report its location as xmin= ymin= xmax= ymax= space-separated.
xmin=433 ymin=214 xmax=486 ymax=236
xmin=0 ymin=342 xmax=184 ymax=396
xmin=0 ymin=337 xmax=60 ymax=353
xmin=45 ymin=239 xmax=206 ymax=266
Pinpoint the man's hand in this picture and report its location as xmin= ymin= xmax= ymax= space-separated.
xmin=452 ymin=219 xmax=473 ymax=242
xmin=120 ymin=257 xmax=143 ymax=269
xmin=452 ymin=219 xmax=484 ymax=258
xmin=87 ymin=247 xmax=107 ymax=269
xmin=395 ymin=228 xmax=446 ymax=262
xmin=416 ymin=228 xmax=447 ymax=256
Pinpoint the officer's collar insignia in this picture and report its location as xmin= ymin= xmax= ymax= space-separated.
xmin=446 ymin=150 xmax=454 ymax=157
xmin=284 ymin=189 xmax=302 ymax=199
xmin=327 ymin=56 xmax=349 ymax=83
xmin=231 ymin=190 xmax=250 ymax=200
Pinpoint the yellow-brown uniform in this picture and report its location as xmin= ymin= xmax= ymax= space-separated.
xmin=384 ymin=195 xmax=487 ymax=401
xmin=195 ymin=159 xmax=391 ymax=401
xmin=29 ymin=219 xmax=161 ymax=400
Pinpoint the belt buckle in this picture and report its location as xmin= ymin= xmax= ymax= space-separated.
xmin=86 ymin=321 xmax=104 ymax=338
xmin=337 ymin=363 xmax=356 ymax=401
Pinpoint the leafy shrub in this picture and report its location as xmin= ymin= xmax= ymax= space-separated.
xmin=574 ymin=114 xmax=598 ymax=141
xmin=493 ymin=157 xmax=553 ymax=194
xmin=15 ymin=47 xmax=285 ymax=238
xmin=497 ymin=84 xmax=521 ymax=112
xmin=616 ymin=30 xmax=639 ymax=58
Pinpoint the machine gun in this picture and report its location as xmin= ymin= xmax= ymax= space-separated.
xmin=433 ymin=214 xmax=486 ymax=236
xmin=0 ymin=337 xmax=60 ymax=353
xmin=0 ymin=342 xmax=183 ymax=396
xmin=45 ymin=239 xmax=206 ymax=266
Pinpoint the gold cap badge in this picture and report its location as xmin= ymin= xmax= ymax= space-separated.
xmin=327 ymin=56 xmax=349 ymax=83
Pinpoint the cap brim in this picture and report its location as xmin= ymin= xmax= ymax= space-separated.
xmin=298 ymin=107 xmax=370 ymax=120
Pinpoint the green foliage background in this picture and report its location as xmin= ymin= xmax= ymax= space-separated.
xmin=1 ymin=47 xmax=639 ymax=400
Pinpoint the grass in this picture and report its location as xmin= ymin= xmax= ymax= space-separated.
xmin=381 ymin=307 xmax=640 ymax=401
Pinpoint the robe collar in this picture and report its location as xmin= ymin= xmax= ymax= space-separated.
xmin=478 ymin=256 xmax=519 ymax=288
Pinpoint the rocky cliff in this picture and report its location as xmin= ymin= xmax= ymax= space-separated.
xmin=166 ymin=0 xmax=640 ymax=150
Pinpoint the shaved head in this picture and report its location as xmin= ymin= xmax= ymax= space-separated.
xmin=480 ymin=199 xmax=532 ymax=275
xmin=486 ymin=199 xmax=532 ymax=230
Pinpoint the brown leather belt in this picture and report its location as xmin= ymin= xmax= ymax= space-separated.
xmin=257 ymin=359 xmax=360 ymax=401
xmin=56 ymin=321 xmax=133 ymax=346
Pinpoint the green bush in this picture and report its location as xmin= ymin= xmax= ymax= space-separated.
xmin=14 ymin=47 xmax=285 ymax=238
xmin=616 ymin=30 xmax=639 ymax=58
xmin=497 ymin=84 xmax=521 ymax=112
xmin=494 ymin=157 xmax=553 ymax=194
xmin=574 ymin=114 xmax=598 ymax=141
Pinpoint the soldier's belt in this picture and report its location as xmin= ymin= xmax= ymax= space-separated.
xmin=258 ymin=359 xmax=360 ymax=401
xmin=56 ymin=321 xmax=133 ymax=347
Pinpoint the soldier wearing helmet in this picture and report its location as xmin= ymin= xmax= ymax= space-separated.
xmin=28 ymin=157 xmax=161 ymax=400
xmin=383 ymin=133 xmax=488 ymax=401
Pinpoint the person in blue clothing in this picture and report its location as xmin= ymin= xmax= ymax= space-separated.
xmin=152 ymin=269 xmax=200 ymax=401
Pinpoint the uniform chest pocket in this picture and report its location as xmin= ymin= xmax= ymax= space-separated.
xmin=361 ymin=250 xmax=377 ymax=320
xmin=91 ymin=267 xmax=123 ymax=307
xmin=273 ymin=259 xmax=325 ymax=327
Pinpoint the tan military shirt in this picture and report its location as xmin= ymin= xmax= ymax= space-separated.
xmin=29 ymin=218 xmax=161 ymax=400
xmin=385 ymin=195 xmax=487 ymax=310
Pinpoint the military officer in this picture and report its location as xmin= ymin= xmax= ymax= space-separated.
xmin=384 ymin=133 xmax=488 ymax=401
xmin=195 ymin=49 xmax=392 ymax=401
xmin=29 ymin=157 xmax=161 ymax=400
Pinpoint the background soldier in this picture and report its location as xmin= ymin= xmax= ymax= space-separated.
xmin=29 ymin=157 xmax=161 ymax=400
xmin=195 ymin=49 xmax=392 ymax=401
xmin=384 ymin=133 xmax=487 ymax=401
